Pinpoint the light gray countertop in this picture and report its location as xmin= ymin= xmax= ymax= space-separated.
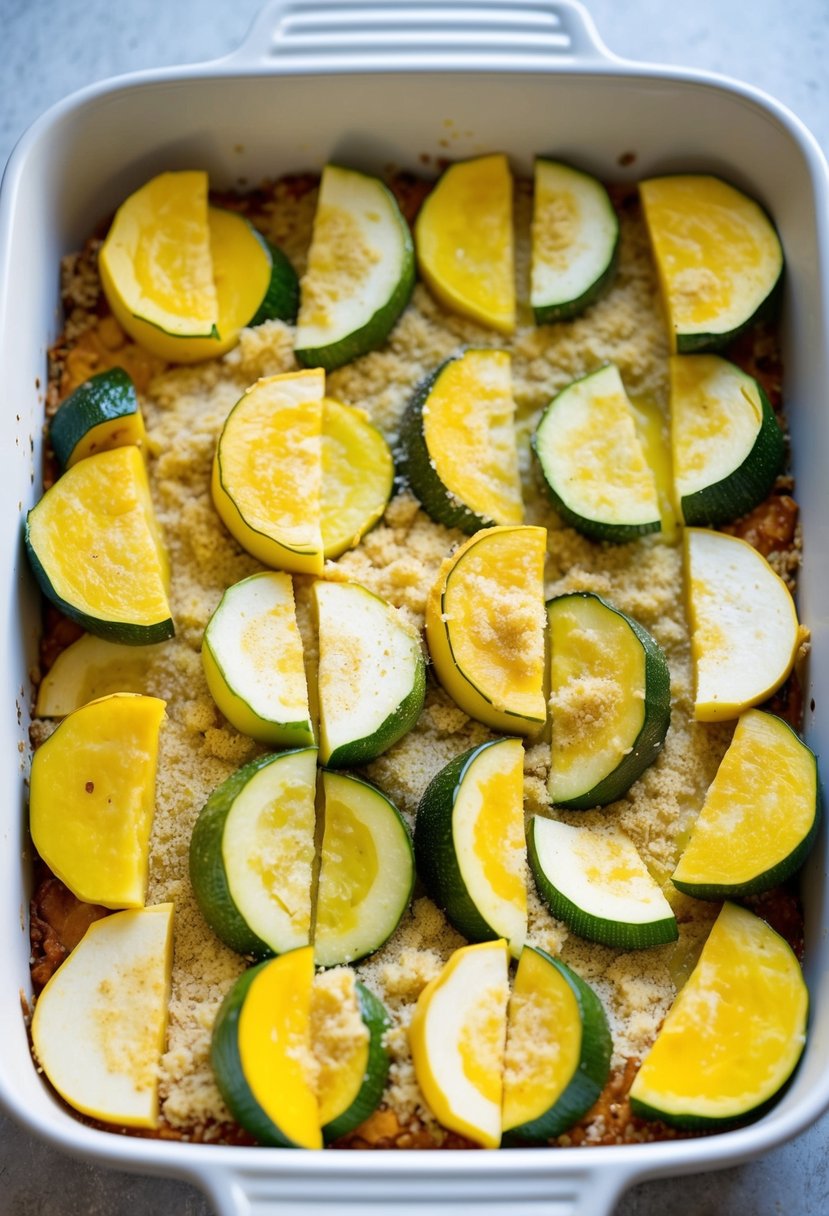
xmin=3 ymin=1 xmax=829 ymax=1212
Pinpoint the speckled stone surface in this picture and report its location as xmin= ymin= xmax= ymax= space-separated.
xmin=3 ymin=1 xmax=829 ymax=1212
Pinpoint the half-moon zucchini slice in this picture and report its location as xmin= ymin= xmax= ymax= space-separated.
xmin=320 ymin=398 xmax=394 ymax=559
xmin=50 ymin=367 xmax=145 ymax=470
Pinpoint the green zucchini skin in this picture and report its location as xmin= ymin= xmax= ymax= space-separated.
xmin=49 ymin=367 xmax=139 ymax=470
xmin=629 ymin=1059 xmax=804 ymax=1132
xmin=324 ymin=653 xmax=426 ymax=770
xmin=503 ymin=947 xmax=612 ymax=1143
xmin=533 ymin=246 xmax=618 ymax=326
xmin=674 ymin=275 xmax=783 ymax=355
xmin=413 ymin=740 xmax=508 ymax=944
xmin=24 ymin=520 xmax=174 ymax=646
xmin=322 ymin=982 xmax=391 ymax=1142
xmin=189 ymin=750 xmax=315 ymax=958
xmin=210 ymin=960 xmax=304 ymax=1148
xmin=398 ymin=354 xmax=495 ymax=535
xmin=248 ymin=233 xmax=300 ymax=327
xmin=679 ymin=382 xmax=784 ymax=526
xmin=549 ymin=593 xmax=672 ymax=810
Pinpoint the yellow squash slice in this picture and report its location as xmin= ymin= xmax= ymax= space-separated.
xmin=409 ymin=940 xmax=510 ymax=1148
xmin=212 ymin=370 xmax=325 ymax=574
xmin=415 ymin=154 xmax=516 ymax=334
xmin=684 ymin=528 xmax=800 ymax=721
xmin=640 ymin=175 xmax=783 ymax=353
xmin=32 ymin=903 xmax=174 ymax=1128
xmin=672 ymin=709 xmax=819 ymax=898
xmin=630 ymin=902 xmax=808 ymax=1128
xmin=30 ymin=693 xmax=166 ymax=908
xmin=320 ymin=398 xmax=394 ymax=559
xmin=425 ymin=525 xmax=547 ymax=734
xmin=35 ymin=634 xmax=164 ymax=718
xmin=26 ymin=445 xmax=173 ymax=644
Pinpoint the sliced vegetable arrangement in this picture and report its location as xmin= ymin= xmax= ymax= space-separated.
xmin=399 ymin=349 xmax=523 ymax=532
xmin=547 ymin=593 xmax=671 ymax=808
xmin=532 ymin=364 xmax=661 ymax=541
xmin=49 ymin=367 xmax=145 ymax=470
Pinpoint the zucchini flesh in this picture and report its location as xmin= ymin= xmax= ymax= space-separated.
xmin=399 ymin=349 xmax=523 ymax=533
xmin=314 ymin=974 xmax=390 ymax=1141
xmin=295 ymin=164 xmax=415 ymax=370
xmin=532 ymin=364 xmax=661 ymax=542
xmin=671 ymin=354 xmax=784 ymax=525
xmin=528 ymin=816 xmax=677 ymax=949
xmin=531 ymin=160 xmax=619 ymax=324
xmin=630 ymin=903 xmax=808 ymax=1128
xmin=548 ymin=593 xmax=671 ymax=808
xmin=320 ymin=398 xmax=394 ymax=559
xmin=672 ymin=710 xmax=819 ymax=898
xmin=35 ymin=634 xmax=163 ymax=718
xmin=50 ymin=367 xmax=144 ymax=470
xmin=640 ymin=175 xmax=783 ymax=353
xmin=315 ymin=771 xmax=414 ymax=968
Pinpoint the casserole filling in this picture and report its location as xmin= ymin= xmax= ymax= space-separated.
xmin=28 ymin=168 xmax=806 ymax=1149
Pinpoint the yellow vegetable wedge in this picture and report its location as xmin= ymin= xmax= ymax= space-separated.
xmin=312 ymin=969 xmax=390 ymax=1142
xmin=672 ymin=710 xmax=819 ymax=898
xmin=425 ymin=525 xmax=547 ymax=734
xmin=212 ymin=370 xmax=325 ymax=573
xmin=640 ymin=175 xmax=783 ymax=353
xmin=25 ymin=446 xmax=173 ymax=644
xmin=35 ymin=634 xmax=164 ymax=718
xmin=31 ymin=903 xmax=174 ymax=1128
xmin=321 ymin=398 xmax=394 ymax=558
xmin=630 ymin=902 xmax=808 ymax=1128
xmin=211 ymin=947 xmax=321 ymax=1148
xmin=416 ymin=154 xmax=516 ymax=334
xmin=409 ymin=940 xmax=510 ymax=1148
xmin=30 ymin=693 xmax=166 ymax=908
xmin=684 ymin=528 xmax=800 ymax=721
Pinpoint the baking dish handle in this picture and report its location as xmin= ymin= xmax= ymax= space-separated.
xmin=202 ymin=1164 xmax=627 ymax=1216
xmin=223 ymin=0 xmax=615 ymax=70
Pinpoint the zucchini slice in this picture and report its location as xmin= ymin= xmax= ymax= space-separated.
xmin=320 ymin=398 xmax=394 ymax=559
xmin=211 ymin=948 xmax=322 ymax=1149
xmin=414 ymin=738 xmax=527 ymax=957
xmin=640 ymin=175 xmax=783 ymax=353
xmin=415 ymin=154 xmax=516 ymax=334
xmin=35 ymin=634 xmax=164 ymax=718
xmin=313 ymin=970 xmax=390 ymax=1142
xmin=212 ymin=370 xmax=325 ymax=574
xmin=314 ymin=580 xmax=425 ymax=767
xmin=31 ymin=904 xmax=173 ymax=1129
xmin=531 ymin=159 xmax=619 ymax=325
xmin=425 ymin=525 xmax=548 ymax=735
xmin=548 ymin=593 xmax=671 ymax=808
xmin=189 ymin=749 xmax=318 ymax=957
xmin=399 ymin=349 xmax=523 ymax=533
xmin=409 ymin=940 xmax=511 ymax=1148
xmin=532 ymin=364 xmax=661 ymax=542
xmin=502 ymin=945 xmax=611 ymax=1141
xmin=202 ymin=572 xmax=313 ymax=748
xmin=30 ymin=693 xmax=165 ymax=909
xmin=295 ymin=164 xmax=415 ymax=371
xmin=26 ymin=445 xmax=173 ymax=645
xmin=684 ymin=528 xmax=800 ymax=722
xmin=672 ymin=710 xmax=819 ymax=898
xmin=314 ymin=771 xmax=414 ymax=968
xmin=527 ymin=816 xmax=677 ymax=949
xmin=50 ymin=367 xmax=145 ymax=470
xmin=671 ymin=354 xmax=784 ymax=526
xmin=630 ymin=903 xmax=808 ymax=1128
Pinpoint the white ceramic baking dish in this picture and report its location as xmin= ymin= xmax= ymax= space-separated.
xmin=2 ymin=1 xmax=829 ymax=1212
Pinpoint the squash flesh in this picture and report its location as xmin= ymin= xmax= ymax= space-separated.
xmin=320 ymin=398 xmax=393 ymax=558
xmin=422 ymin=350 xmax=523 ymax=526
xmin=671 ymin=355 xmax=763 ymax=497
xmin=311 ymin=969 xmax=370 ymax=1127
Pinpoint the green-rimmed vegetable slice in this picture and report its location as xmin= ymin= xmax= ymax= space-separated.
xmin=630 ymin=903 xmax=808 ymax=1128
xmin=502 ymin=945 xmax=611 ymax=1141
xmin=314 ymin=970 xmax=390 ymax=1142
xmin=672 ymin=709 xmax=819 ymax=898
xmin=399 ymin=348 xmax=523 ymax=533
xmin=528 ymin=815 xmax=677 ymax=949
xmin=532 ymin=364 xmax=661 ymax=542
xmin=414 ymin=737 xmax=527 ymax=956
xmin=35 ymin=634 xmax=164 ymax=718
xmin=314 ymin=771 xmax=414 ymax=968
xmin=189 ymin=749 xmax=318 ymax=957
xmin=531 ymin=159 xmax=619 ymax=325
xmin=321 ymin=398 xmax=394 ymax=559
xmin=548 ymin=593 xmax=671 ymax=809
xmin=671 ymin=354 xmax=784 ymax=525
xmin=50 ymin=367 xmax=145 ymax=470
xmin=295 ymin=164 xmax=415 ymax=371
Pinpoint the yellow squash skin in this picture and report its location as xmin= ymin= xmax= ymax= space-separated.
xmin=30 ymin=693 xmax=166 ymax=908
